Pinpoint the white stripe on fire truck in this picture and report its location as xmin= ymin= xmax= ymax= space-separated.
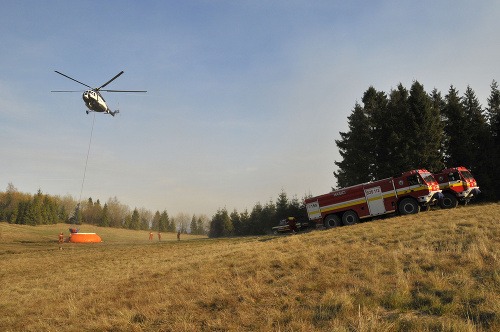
xmin=320 ymin=197 xmax=366 ymax=214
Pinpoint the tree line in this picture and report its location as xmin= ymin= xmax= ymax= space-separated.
xmin=208 ymin=191 xmax=309 ymax=238
xmin=334 ymin=80 xmax=500 ymax=201
xmin=0 ymin=180 xmax=309 ymax=237
xmin=0 ymin=183 xmax=209 ymax=235
xmin=0 ymin=182 xmax=306 ymax=238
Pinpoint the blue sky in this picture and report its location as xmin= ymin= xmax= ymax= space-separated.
xmin=1 ymin=1 xmax=499 ymax=216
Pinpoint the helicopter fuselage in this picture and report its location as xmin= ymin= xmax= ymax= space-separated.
xmin=82 ymin=90 xmax=109 ymax=114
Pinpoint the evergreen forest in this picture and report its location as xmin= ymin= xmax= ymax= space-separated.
xmin=334 ymin=80 xmax=500 ymax=200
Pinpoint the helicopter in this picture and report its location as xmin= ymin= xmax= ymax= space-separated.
xmin=52 ymin=70 xmax=146 ymax=116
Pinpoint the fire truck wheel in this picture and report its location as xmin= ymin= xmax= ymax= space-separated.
xmin=342 ymin=210 xmax=359 ymax=226
xmin=439 ymin=192 xmax=458 ymax=209
xmin=324 ymin=215 xmax=341 ymax=228
xmin=398 ymin=198 xmax=420 ymax=215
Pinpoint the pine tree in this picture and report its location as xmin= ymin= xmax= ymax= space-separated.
xmin=373 ymin=84 xmax=411 ymax=177
xmin=407 ymin=81 xmax=444 ymax=172
xmin=442 ymin=86 xmax=468 ymax=166
xmin=230 ymin=209 xmax=243 ymax=236
xmin=334 ymin=103 xmax=375 ymax=187
xmin=260 ymin=200 xmax=276 ymax=234
xmin=275 ymin=190 xmax=289 ymax=221
xmin=461 ymin=86 xmax=494 ymax=199
xmin=209 ymin=211 xmax=222 ymax=238
xmin=486 ymin=80 xmax=500 ymax=199
xmin=221 ymin=209 xmax=233 ymax=236
xmin=42 ymin=195 xmax=59 ymax=224
xmin=238 ymin=209 xmax=250 ymax=235
xmin=139 ymin=209 xmax=151 ymax=230
xmin=130 ymin=208 xmax=140 ymax=230
xmin=31 ymin=190 xmax=43 ymax=225
xmin=71 ymin=204 xmax=83 ymax=225
xmin=159 ymin=210 xmax=169 ymax=232
xmin=431 ymin=88 xmax=446 ymax=168
xmin=94 ymin=199 xmax=103 ymax=225
xmin=100 ymin=204 xmax=110 ymax=227
xmin=151 ymin=211 xmax=160 ymax=230
xmin=247 ymin=203 xmax=263 ymax=235
xmin=196 ymin=216 xmax=206 ymax=235
xmin=190 ymin=215 xmax=198 ymax=234
xmin=363 ymin=86 xmax=389 ymax=178
xmin=83 ymin=197 xmax=93 ymax=224
xmin=487 ymin=80 xmax=500 ymax=142
xmin=209 ymin=208 xmax=233 ymax=238
xmin=17 ymin=201 xmax=28 ymax=225
xmin=167 ymin=214 xmax=176 ymax=232
xmin=288 ymin=195 xmax=305 ymax=221
xmin=462 ymin=86 xmax=488 ymax=166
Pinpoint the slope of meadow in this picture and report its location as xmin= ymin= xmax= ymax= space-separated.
xmin=0 ymin=204 xmax=499 ymax=331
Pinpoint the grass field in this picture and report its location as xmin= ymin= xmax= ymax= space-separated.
xmin=1 ymin=204 xmax=499 ymax=331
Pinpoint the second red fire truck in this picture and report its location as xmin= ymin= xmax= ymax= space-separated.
xmin=305 ymin=169 xmax=443 ymax=228
xmin=433 ymin=166 xmax=480 ymax=208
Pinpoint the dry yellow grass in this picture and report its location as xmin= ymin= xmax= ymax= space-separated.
xmin=1 ymin=204 xmax=499 ymax=331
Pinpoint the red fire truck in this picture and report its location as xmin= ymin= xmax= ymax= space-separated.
xmin=305 ymin=169 xmax=443 ymax=228
xmin=433 ymin=166 xmax=480 ymax=208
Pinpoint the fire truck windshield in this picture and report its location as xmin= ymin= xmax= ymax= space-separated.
xmin=460 ymin=170 xmax=474 ymax=180
xmin=419 ymin=172 xmax=436 ymax=184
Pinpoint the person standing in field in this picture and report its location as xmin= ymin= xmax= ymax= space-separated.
xmin=288 ymin=217 xmax=297 ymax=234
xmin=58 ymin=232 xmax=64 ymax=250
xmin=149 ymin=232 xmax=153 ymax=240
xmin=158 ymin=232 xmax=161 ymax=241
xmin=177 ymin=230 xmax=180 ymax=241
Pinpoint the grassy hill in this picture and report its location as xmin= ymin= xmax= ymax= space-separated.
xmin=1 ymin=204 xmax=499 ymax=331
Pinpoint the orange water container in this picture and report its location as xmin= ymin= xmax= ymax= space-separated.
xmin=69 ymin=233 xmax=102 ymax=243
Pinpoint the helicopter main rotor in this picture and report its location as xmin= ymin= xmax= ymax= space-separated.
xmin=97 ymin=71 xmax=124 ymax=90
xmin=52 ymin=71 xmax=147 ymax=93
xmin=54 ymin=71 xmax=93 ymax=89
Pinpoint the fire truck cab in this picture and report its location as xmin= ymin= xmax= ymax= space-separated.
xmin=433 ymin=166 xmax=480 ymax=208
xmin=305 ymin=169 xmax=442 ymax=228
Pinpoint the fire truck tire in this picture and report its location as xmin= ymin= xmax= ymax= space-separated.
xmin=439 ymin=192 xmax=458 ymax=209
xmin=324 ymin=215 xmax=341 ymax=228
xmin=398 ymin=198 xmax=420 ymax=215
xmin=342 ymin=210 xmax=359 ymax=226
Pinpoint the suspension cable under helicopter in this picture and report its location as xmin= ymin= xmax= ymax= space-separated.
xmin=74 ymin=112 xmax=96 ymax=223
